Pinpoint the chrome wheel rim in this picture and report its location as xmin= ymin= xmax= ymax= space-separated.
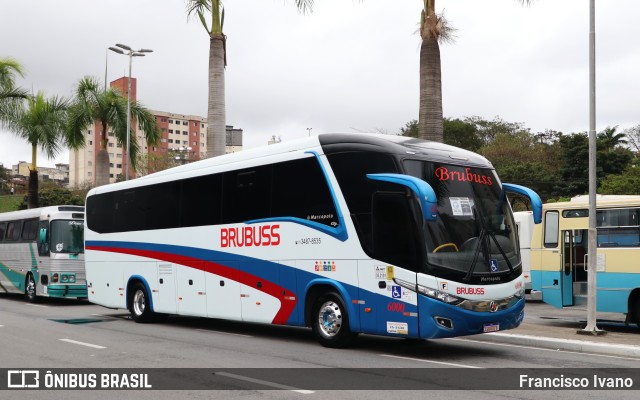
xmin=26 ymin=277 xmax=35 ymax=299
xmin=317 ymin=300 xmax=342 ymax=338
xmin=133 ymin=290 xmax=146 ymax=316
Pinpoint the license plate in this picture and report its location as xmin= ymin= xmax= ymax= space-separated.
xmin=483 ymin=323 xmax=499 ymax=333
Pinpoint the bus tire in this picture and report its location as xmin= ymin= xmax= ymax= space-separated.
xmin=312 ymin=292 xmax=357 ymax=348
xmin=24 ymin=274 xmax=37 ymax=303
xmin=129 ymin=283 xmax=154 ymax=323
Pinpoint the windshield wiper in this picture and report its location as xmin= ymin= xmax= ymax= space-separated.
xmin=464 ymin=226 xmax=487 ymax=282
xmin=463 ymin=206 xmax=515 ymax=282
xmin=487 ymin=231 xmax=515 ymax=274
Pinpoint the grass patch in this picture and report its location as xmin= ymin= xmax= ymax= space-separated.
xmin=0 ymin=195 xmax=23 ymax=213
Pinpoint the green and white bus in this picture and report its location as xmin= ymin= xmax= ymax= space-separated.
xmin=0 ymin=205 xmax=87 ymax=301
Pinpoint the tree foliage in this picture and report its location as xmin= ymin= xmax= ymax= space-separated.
xmin=18 ymin=186 xmax=85 ymax=210
xmin=399 ymin=115 xmax=636 ymax=201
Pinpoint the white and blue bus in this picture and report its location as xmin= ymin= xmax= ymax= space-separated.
xmin=0 ymin=206 xmax=86 ymax=301
xmin=84 ymin=134 xmax=541 ymax=347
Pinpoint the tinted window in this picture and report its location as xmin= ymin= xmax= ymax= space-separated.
xmin=222 ymin=165 xmax=272 ymax=223
xmin=21 ymin=219 xmax=39 ymax=240
xmin=271 ymin=157 xmax=338 ymax=227
xmin=371 ymin=192 xmax=421 ymax=271
xmin=5 ymin=221 xmax=22 ymax=241
xmin=326 ymin=152 xmax=398 ymax=254
xmin=0 ymin=223 xmax=5 ymax=240
xmin=563 ymin=209 xmax=588 ymax=218
xmin=88 ymin=157 xmax=340 ymax=234
xmin=181 ymin=174 xmax=222 ymax=227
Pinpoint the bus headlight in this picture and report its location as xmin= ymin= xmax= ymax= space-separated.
xmin=59 ymin=273 xmax=76 ymax=283
xmin=417 ymin=285 xmax=464 ymax=305
xmin=52 ymin=273 xmax=59 ymax=283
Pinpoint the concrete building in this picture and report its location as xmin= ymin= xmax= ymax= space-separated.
xmin=11 ymin=161 xmax=69 ymax=185
xmin=68 ymin=77 xmax=242 ymax=187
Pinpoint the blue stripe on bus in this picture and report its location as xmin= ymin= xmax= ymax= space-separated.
xmin=534 ymin=270 xmax=640 ymax=313
xmin=86 ymin=240 xmax=525 ymax=338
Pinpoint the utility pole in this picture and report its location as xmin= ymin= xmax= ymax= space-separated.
xmin=579 ymin=0 xmax=606 ymax=337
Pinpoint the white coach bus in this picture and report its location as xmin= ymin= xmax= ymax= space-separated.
xmin=84 ymin=134 xmax=541 ymax=347
xmin=513 ymin=211 xmax=535 ymax=293
xmin=0 ymin=206 xmax=86 ymax=301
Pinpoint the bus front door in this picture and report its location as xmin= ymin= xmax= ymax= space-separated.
xmin=560 ymin=230 xmax=588 ymax=307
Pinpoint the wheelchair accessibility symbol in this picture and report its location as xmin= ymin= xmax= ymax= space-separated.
xmin=391 ymin=285 xmax=402 ymax=298
xmin=490 ymin=259 xmax=499 ymax=273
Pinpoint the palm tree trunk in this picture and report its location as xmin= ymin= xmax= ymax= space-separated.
xmin=419 ymin=35 xmax=444 ymax=142
xmin=28 ymin=144 xmax=38 ymax=208
xmin=95 ymin=148 xmax=111 ymax=187
xmin=95 ymin=121 xmax=110 ymax=187
xmin=27 ymin=170 xmax=38 ymax=209
xmin=206 ymin=34 xmax=226 ymax=158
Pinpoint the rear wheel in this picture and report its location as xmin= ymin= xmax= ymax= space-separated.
xmin=24 ymin=274 xmax=37 ymax=303
xmin=312 ymin=292 xmax=357 ymax=348
xmin=129 ymin=283 xmax=154 ymax=323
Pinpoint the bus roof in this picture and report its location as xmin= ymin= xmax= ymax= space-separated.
xmin=0 ymin=205 xmax=84 ymax=222
xmin=88 ymin=133 xmax=493 ymax=196
xmin=543 ymin=196 xmax=640 ymax=210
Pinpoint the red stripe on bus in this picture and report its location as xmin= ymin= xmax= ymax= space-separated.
xmin=85 ymin=245 xmax=296 ymax=324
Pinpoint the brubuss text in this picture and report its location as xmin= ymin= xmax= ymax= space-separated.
xmin=519 ymin=374 xmax=634 ymax=389
xmin=435 ymin=167 xmax=493 ymax=186
xmin=221 ymin=224 xmax=281 ymax=248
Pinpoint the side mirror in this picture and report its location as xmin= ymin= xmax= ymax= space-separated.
xmin=502 ymin=183 xmax=542 ymax=224
xmin=39 ymin=228 xmax=47 ymax=244
xmin=367 ymin=173 xmax=438 ymax=221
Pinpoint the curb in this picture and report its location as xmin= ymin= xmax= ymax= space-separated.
xmin=468 ymin=332 xmax=640 ymax=358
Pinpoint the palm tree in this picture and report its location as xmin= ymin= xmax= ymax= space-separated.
xmin=597 ymin=125 xmax=627 ymax=153
xmin=1 ymin=92 xmax=72 ymax=208
xmin=0 ymin=57 xmax=29 ymax=122
xmin=419 ymin=1 xmax=533 ymax=142
xmin=186 ymin=0 xmax=313 ymax=158
xmin=67 ymin=77 xmax=160 ymax=187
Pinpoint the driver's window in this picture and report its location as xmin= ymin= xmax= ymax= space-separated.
xmin=371 ymin=191 xmax=421 ymax=271
xmin=38 ymin=221 xmax=49 ymax=256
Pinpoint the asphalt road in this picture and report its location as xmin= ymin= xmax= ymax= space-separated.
xmin=1 ymin=294 xmax=639 ymax=400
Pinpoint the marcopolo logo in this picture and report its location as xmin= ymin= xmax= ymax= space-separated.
xmin=220 ymin=224 xmax=281 ymax=248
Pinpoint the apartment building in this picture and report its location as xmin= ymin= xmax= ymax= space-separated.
xmin=69 ymin=77 xmax=242 ymax=187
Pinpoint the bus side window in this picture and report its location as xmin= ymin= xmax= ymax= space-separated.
xmin=5 ymin=221 xmax=22 ymax=241
xmin=271 ymin=157 xmax=338 ymax=227
xmin=22 ymin=219 xmax=39 ymax=241
xmin=222 ymin=165 xmax=272 ymax=223
xmin=0 ymin=222 xmax=5 ymax=240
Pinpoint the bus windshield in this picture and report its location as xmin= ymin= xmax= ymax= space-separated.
xmin=50 ymin=220 xmax=85 ymax=254
xmin=404 ymin=160 xmax=520 ymax=280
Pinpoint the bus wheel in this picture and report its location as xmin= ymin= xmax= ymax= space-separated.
xmin=24 ymin=274 xmax=37 ymax=303
xmin=129 ymin=283 xmax=153 ymax=323
xmin=312 ymin=292 xmax=356 ymax=348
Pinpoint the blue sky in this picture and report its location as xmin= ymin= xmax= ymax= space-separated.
xmin=2 ymin=0 xmax=639 ymax=168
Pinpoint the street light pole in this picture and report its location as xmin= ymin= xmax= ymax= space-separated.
xmin=579 ymin=0 xmax=605 ymax=337
xmin=108 ymin=44 xmax=153 ymax=181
